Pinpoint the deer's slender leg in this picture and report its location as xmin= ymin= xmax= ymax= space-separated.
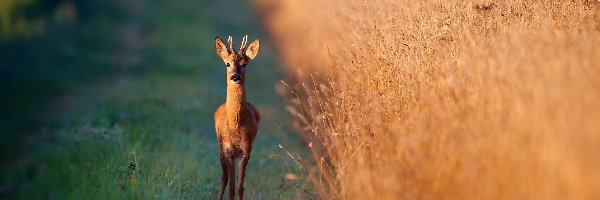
xmin=237 ymin=153 xmax=250 ymax=200
xmin=218 ymin=153 xmax=228 ymax=200
xmin=227 ymin=156 xmax=236 ymax=200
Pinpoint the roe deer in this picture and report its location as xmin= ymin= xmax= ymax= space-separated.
xmin=214 ymin=35 xmax=260 ymax=200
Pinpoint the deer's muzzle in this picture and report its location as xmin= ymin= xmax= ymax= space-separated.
xmin=230 ymin=74 xmax=242 ymax=83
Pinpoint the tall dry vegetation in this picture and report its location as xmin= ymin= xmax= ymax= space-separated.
xmin=257 ymin=0 xmax=600 ymax=199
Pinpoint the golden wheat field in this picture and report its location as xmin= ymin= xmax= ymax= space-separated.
xmin=257 ymin=0 xmax=600 ymax=199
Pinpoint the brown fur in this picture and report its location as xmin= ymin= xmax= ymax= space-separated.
xmin=213 ymin=35 xmax=260 ymax=200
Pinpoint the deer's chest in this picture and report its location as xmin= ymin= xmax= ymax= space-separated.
xmin=218 ymin=116 xmax=257 ymax=148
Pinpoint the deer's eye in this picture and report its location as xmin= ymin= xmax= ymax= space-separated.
xmin=226 ymin=63 xmax=230 ymax=67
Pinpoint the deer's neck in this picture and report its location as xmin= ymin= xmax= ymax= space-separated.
xmin=226 ymin=83 xmax=247 ymax=124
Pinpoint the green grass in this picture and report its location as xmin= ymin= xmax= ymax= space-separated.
xmin=1 ymin=0 xmax=310 ymax=199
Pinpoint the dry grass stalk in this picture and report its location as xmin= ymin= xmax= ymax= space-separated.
xmin=257 ymin=0 xmax=600 ymax=199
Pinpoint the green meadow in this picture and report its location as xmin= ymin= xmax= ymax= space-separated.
xmin=0 ymin=0 xmax=309 ymax=199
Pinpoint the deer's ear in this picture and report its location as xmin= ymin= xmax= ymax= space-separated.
xmin=215 ymin=37 xmax=229 ymax=59
xmin=245 ymin=39 xmax=260 ymax=59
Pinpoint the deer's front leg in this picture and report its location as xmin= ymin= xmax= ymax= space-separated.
xmin=237 ymin=153 xmax=250 ymax=200
xmin=218 ymin=153 xmax=228 ymax=200
xmin=227 ymin=156 xmax=236 ymax=200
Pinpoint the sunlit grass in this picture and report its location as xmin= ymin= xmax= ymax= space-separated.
xmin=260 ymin=0 xmax=600 ymax=199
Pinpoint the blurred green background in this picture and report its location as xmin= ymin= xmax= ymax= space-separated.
xmin=0 ymin=0 xmax=309 ymax=199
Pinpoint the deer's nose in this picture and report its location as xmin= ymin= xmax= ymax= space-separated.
xmin=230 ymin=74 xmax=242 ymax=83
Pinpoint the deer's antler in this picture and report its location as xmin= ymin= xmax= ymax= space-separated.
xmin=240 ymin=35 xmax=249 ymax=53
xmin=228 ymin=35 xmax=235 ymax=53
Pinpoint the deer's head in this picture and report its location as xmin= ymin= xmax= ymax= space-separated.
xmin=215 ymin=35 xmax=260 ymax=85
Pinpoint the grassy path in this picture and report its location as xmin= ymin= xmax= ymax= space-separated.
xmin=1 ymin=0 xmax=307 ymax=199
